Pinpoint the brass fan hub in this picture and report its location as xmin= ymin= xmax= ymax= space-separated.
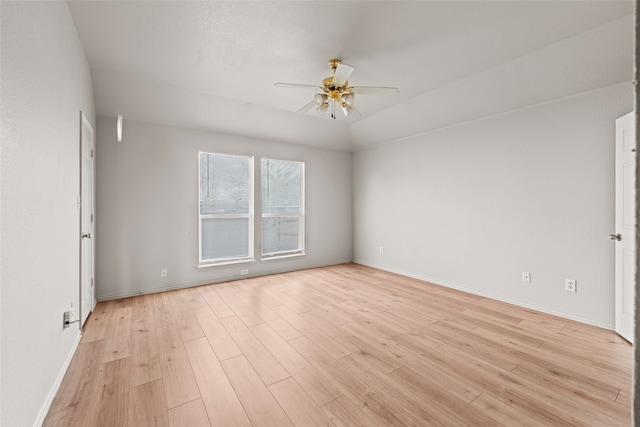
xmin=328 ymin=90 xmax=343 ymax=102
xmin=322 ymin=76 xmax=348 ymax=98
xmin=322 ymin=76 xmax=335 ymax=88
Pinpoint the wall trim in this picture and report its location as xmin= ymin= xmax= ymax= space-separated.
xmin=33 ymin=332 xmax=82 ymax=427
xmin=96 ymin=258 xmax=353 ymax=301
xmin=354 ymin=261 xmax=615 ymax=331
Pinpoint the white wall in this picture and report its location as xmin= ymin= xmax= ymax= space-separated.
xmin=95 ymin=117 xmax=352 ymax=299
xmin=353 ymin=84 xmax=633 ymax=328
xmin=0 ymin=2 xmax=95 ymax=426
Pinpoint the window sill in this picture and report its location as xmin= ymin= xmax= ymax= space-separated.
xmin=197 ymin=258 xmax=256 ymax=270
xmin=260 ymin=252 xmax=306 ymax=262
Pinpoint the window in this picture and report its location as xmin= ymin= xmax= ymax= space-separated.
xmin=261 ymin=158 xmax=305 ymax=258
xmin=199 ymin=152 xmax=253 ymax=265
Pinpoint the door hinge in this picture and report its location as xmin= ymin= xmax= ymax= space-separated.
xmin=91 ymin=278 xmax=94 ymax=288
xmin=91 ymin=149 xmax=94 ymax=158
xmin=91 ymin=213 xmax=94 ymax=223
xmin=77 ymin=196 xmax=82 ymax=211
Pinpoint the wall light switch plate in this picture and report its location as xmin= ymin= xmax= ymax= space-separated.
xmin=522 ymin=272 xmax=531 ymax=283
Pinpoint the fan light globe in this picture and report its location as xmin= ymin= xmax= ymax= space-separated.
xmin=316 ymin=102 xmax=329 ymax=115
xmin=341 ymin=103 xmax=353 ymax=117
xmin=343 ymin=93 xmax=355 ymax=106
xmin=314 ymin=93 xmax=327 ymax=106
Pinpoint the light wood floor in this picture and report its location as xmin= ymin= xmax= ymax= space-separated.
xmin=44 ymin=263 xmax=632 ymax=426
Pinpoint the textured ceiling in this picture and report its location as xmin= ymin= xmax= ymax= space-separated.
xmin=67 ymin=1 xmax=634 ymax=151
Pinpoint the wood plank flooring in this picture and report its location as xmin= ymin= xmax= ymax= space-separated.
xmin=44 ymin=263 xmax=632 ymax=426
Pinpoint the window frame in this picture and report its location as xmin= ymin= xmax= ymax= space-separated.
xmin=198 ymin=151 xmax=255 ymax=267
xmin=260 ymin=158 xmax=306 ymax=260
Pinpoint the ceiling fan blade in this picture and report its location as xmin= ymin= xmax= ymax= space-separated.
xmin=332 ymin=63 xmax=354 ymax=86
xmin=349 ymin=86 xmax=399 ymax=95
xmin=296 ymin=100 xmax=316 ymax=114
xmin=275 ymin=83 xmax=322 ymax=91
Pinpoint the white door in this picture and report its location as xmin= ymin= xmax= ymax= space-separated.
xmin=614 ymin=112 xmax=636 ymax=343
xmin=80 ymin=112 xmax=95 ymax=327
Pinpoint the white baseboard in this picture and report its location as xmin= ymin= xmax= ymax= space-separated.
xmin=97 ymin=258 xmax=353 ymax=301
xmin=354 ymin=261 xmax=614 ymax=331
xmin=33 ymin=332 xmax=82 ymax=427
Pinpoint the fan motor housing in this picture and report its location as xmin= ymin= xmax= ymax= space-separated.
xmin=322 ymin=76 xmax=350 ymax=101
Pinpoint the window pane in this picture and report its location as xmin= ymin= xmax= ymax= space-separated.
xmin=201 ymin=218 xmax=249 ymax=260
xmin=262 ymin=217 xmax=299 ymax=254
xmin=261 ymin=158 xmax=301 ymax=214
xmin=200 ymin=153 xmax=250 ymax=215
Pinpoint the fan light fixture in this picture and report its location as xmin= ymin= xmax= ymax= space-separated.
xmin=117 ymin=114 xmax=123 ymax=142
xmin=320 ymin=59 xmax=354 ymax=119
xmin=275 ymin=59 xmax=399 ymax=120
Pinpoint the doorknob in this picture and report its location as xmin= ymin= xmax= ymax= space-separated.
xmin=82 ymin=233 xmax=92 ymax=239
xmin=609 ymin=233 xmax=622 ymax=241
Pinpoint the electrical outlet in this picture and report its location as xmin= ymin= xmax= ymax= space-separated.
xmin=160 ymin=268 xmax=167 ymax=278
xmin=63 ymin=310 xmax=79 ymax=329
xmin=63 ymin=311 xmax=71 ymax=329
xmin=522 ymin=272 xmax=531 ymax=283
xmin=565 ymin=279 xmax=577 ymax=292
xmin=241 ymin=269 xmax=249 ymax=275
xmin=379 ymin=246 xmax=384 ymax=254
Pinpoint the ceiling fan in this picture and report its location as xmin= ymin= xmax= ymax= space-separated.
xmin=275 ymin=59 xmax=399 ymax=119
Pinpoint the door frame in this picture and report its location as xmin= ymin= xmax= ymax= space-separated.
xmin=79 ymin=111 xmax=95 ymax=329
xmin=614 ymin=111 xmax=636 ymax=343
